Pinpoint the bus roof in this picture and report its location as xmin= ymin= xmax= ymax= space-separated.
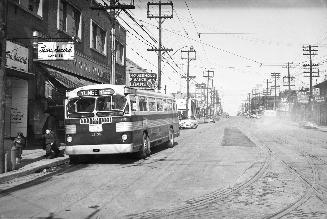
xmin=66 ymin=84 xmax=175 ymax=99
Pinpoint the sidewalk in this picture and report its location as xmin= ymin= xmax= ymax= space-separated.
xmin=0 ymin=146 xmax=69 ymax=184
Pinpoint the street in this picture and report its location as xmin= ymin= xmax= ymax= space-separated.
xmin=0 ymin=117 xmax=326 ymax=218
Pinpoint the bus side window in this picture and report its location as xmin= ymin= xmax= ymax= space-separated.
xmin=139 ymin=96 xmax=147 ymax=111
xmin=163 ymin=99 xmax=168 ymax=111
xmin=124 ymin=103 xmax=130 ymax=114
xmin=167 ymin=99 xmax=173 ymax=111
xmin=157 ymin=98 xmax=163 ymax=111
xmin=130 ymin=95 xmax=137 ymax=112
xmin=148 ymin=97 xmax=156 ymax=111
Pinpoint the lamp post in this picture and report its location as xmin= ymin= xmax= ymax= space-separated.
xmin=181 ymin=46 xmax=196 ymax=117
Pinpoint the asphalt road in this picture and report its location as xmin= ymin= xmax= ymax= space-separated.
xmin=0 ymin=117 xmax=326 ymax=218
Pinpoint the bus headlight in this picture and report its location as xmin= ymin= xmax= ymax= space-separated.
xmin=121 ymin=133 xmax=128 ymax=142
xmin=67 ymin=136 xmax=73 ymax=143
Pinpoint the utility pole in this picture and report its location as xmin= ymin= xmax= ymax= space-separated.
xmin=181 ymin=46 xmax=196 ymax=117
xmin=203 ymin=70 xmax=214 ymax=117
xmin=248 ymin=93 xmax=251 ymax=114
xmin=91 ymin=1 xmax=135 ymax=85
xmin=303 ymin=45 xmax=319 ymax=102
xmin=164 ymin=85 xmax=167 ymax=94
xmin=263 ymin=79 xmax=272 ymax=110
xmin=271 ymin=73 xmax=280 ymax=110
xmin=211 ymin=79 xmax=215 ymax=117
xmin=147 ymin=1 xmax=173 ymax=91
xmin=283 ymin=62 xmax=295 ymax=91
xmin=0 ymin=0 xmax=7 ymax=173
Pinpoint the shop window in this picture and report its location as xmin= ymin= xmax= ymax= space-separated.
xmin=116 ymin=41 xmax=125 ymax=65
xmin=58 ymin=0 xmax=82 ymax=39
xmin=90 ymin=20 xmax=107 ymax=55
xmin=17 ymin=0 xmax=43 ymax=17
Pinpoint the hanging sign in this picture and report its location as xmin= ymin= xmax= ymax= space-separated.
xmin=130 ymin=73 xmax=157 ymax=89
xmin=38 ymin=42 xmax=75 ymax=60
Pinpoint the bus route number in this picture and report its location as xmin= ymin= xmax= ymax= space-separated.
xmin=89 ymin=124 xmax=103 ymax=133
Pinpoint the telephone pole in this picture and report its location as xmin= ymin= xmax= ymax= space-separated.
xmin=271 ymin=73 xmax=280 ymax=110
xmin=0 ymin=0 xmax=7 ymax=173
xmin=263 ymin=79 xmax=272 ymax=110
xmin=203 ymin=70 xmax=214 ymax=117
xmin=303 ymin=45 xmax=319 ymax=102
xmin=91 ymin=1 xmax=135 ymax=85
xmin=248 ymin=93 xmax=251 ymax=114
xmin=181 ymin=46 xmax=196 ymax=117
xmin=283 ymin=62 xmax=295 ymax=91
xmin=147 ymin=1 xmax=173 ymax=91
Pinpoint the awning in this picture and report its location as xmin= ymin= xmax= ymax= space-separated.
xmin=44 ymin=67 xmax=96 ymax=89
xmin=6 ymin=67 xmax=34 ymax=79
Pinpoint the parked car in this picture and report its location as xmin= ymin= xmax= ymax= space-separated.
xmin=179 ymin=116 xmax=199 ymax=129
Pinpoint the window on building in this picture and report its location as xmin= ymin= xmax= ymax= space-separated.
xmin=139 ymin=96 xmax=147 ymax=112
xmin=58 ymin=0 xmax=82 ymax=39
xmin=116 ymin=41 xmax=125 ymax=65
xmin=18 ymin=0 xmax=43 ymax=17
xmin=90 ymin=20 xmax=107 ymax=55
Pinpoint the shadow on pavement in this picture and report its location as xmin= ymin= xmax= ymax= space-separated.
xmin=72 ymin=142 xmax=178 ymax=165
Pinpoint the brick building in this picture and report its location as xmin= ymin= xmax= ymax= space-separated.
xmin=5 ymin=0 xmax=126 ymax=148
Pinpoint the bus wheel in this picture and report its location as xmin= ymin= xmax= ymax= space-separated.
xmin=167 ymin=128 xmax=175 ymax=148
xmin=137 ymin=134 xmax=149 ymax=159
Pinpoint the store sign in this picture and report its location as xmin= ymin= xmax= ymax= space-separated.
xmin=315 ymin=96 xmax=325 ymax=102
xmin=6 ymin=41 xmax=29 ymax=72
xmin=130 ymin=73 xmax=157 ymax=89
xmin=38 ymin=42 xmax=75 ymax=60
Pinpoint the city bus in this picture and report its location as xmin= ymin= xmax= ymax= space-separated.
xmin=64 ymin=84 xmax=180 ymax=162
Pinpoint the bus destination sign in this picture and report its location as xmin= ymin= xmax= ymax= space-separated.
xmin=77 ymin=88 xmax=115 ymax=96
xmin=130 ymin=73 xmax=157 ymax=89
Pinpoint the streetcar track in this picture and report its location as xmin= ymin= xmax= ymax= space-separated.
xmin=250 ymin=132 xmax=327 ymax=218
xmin=126 ymin=130 xmax=272 ymax=219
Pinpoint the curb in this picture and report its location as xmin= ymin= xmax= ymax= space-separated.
xmin=0 ymin=157 xmax=69 ymax=184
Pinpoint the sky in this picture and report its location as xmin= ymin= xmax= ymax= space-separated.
xmin=117 ymin=0 xmax=327 ymax=115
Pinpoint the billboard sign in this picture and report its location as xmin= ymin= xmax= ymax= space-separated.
xmin=130 ymin=73 xmax=157 ymax=89
xmin=38 ymin=42 xmax=75 ymax=60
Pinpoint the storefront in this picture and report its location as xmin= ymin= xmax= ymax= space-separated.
xmin=4 ymin=41 xmax=33 ymax=151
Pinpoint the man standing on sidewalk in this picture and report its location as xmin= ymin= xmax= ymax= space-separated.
xmin=42 ymin=109 xmax=60 ymax=158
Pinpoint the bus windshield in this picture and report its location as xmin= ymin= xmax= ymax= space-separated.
xmin=66 ymin=95 xmax=127 ymax=118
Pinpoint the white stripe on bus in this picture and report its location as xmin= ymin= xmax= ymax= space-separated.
xmin=116 ymin=120 xmax=178 ymax=132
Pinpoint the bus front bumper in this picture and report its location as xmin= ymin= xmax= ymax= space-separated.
xmin=65 ymin=143 xmax=136 ymax=155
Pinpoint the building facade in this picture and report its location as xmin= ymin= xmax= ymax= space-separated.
xmin=5 ymin=0 xmax=126 ymax=149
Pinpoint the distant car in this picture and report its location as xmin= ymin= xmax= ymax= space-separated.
xmin=179 ymin=116 xmax=199 ymax=129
